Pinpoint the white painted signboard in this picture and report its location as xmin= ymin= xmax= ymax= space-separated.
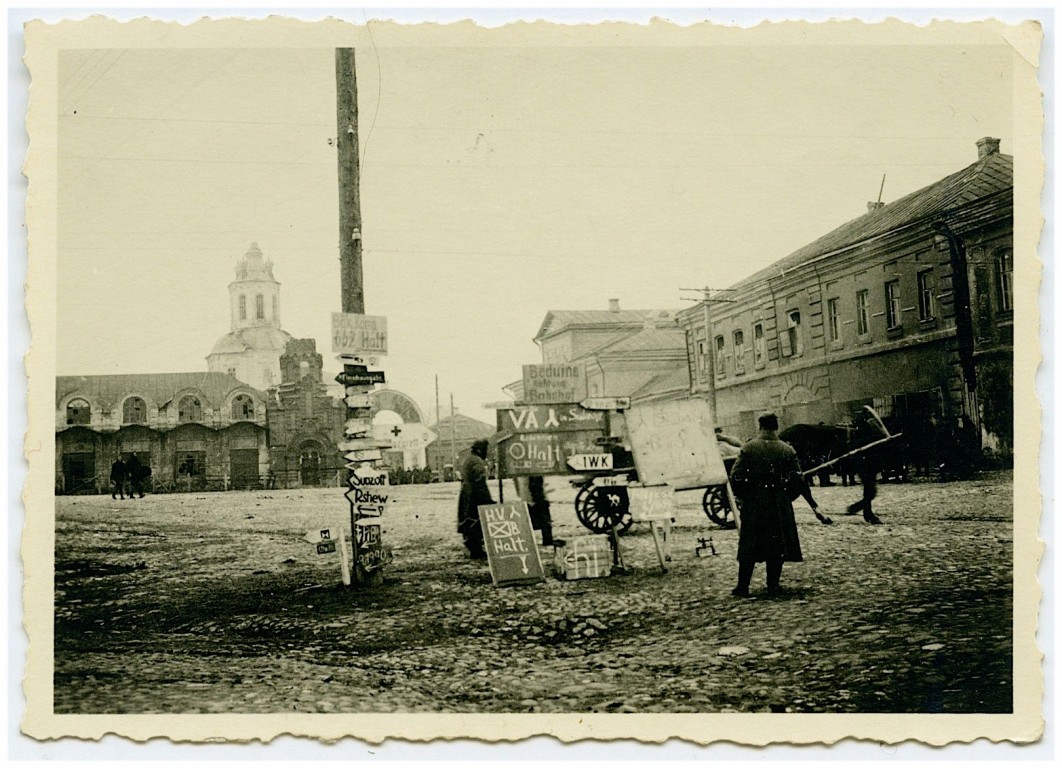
xmin=566 ymin=453 xmax=614 ymax=472
xmin=625 ymin=399 xmax=728 ymax=489
xmin=331 ymin=312 xmax=388 ymax=356
xmin=371 ymin=423 xmax=437 ymax=452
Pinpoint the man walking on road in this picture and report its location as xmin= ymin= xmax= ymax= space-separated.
xmin=457 ymin=439 xmax=494 ymax=560
xmin=729 ymin=413 xmax=805 ymax=598
xmin=109 ymin=456 xmax=127 ymax=500
xmin=126 ymin=452 xmax=146 ymax=499
xmin=844 ymin=406 xmax=889 ymax=525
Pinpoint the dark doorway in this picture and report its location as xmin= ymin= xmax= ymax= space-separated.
xmin=229 ymin=449 xmax=260 ymax=489
xmin=299 ymin=446 xmax=322 ymax=487
xmin=62 ymin=452 xmax=96 ymax=494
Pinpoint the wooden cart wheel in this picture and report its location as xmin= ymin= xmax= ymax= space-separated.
xmin=702 ymin=485 xmax=738 ymax=529
xmin=574 ymin=480 xmax=633 ymax=534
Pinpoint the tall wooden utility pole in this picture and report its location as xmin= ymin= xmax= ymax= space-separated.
xmin=335 ymin=47 xmax=386 ymax=588
xmin=336 ymin=48 xmax=364 ymax=314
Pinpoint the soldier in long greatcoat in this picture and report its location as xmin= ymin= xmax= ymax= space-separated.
xmin=457 ymin=439 xmax=494 ymax=560
xmin=729 ymin=413 xmax=805 ymax=597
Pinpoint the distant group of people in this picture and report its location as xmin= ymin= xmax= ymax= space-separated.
xmin=109 ymin=452 xmax=149 ymax=500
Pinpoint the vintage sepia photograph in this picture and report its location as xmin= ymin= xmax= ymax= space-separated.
xmin=20 ymin=12 xmax=1043 ymax=747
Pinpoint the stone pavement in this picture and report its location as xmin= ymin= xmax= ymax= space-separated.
xmin=53 ymin=472 xmax=1013 ymax=714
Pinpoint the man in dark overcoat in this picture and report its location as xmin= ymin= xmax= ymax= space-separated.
xmin=729 ymin=413 xmax=805 ymax=597
xmin=126 ymin=452 xmax=145 ymax=499
xmin=457 ymin=439 xmax=494 ymax=560
xmin=110 ymin=456 xmax=127 ymax=500
xmin=844 ymin=406 xmax=889 ymax=524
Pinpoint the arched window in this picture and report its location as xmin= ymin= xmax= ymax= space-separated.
xmin=255 ymin=294 xmax=265 ymax=320
xmin=178 ymin=395 xmax=203 ymax=423
xmin=239 ymin=294 xmax=247 ymax=320
xmin=123 ymin=396 xmax=146 ymax=424
xmin=66 ymin=398 xmax=91 ymax=426
xmin=232 ymin=394 xmax=255 ymax=420
xmin=272 ymin=295 xmax=278 ymax=321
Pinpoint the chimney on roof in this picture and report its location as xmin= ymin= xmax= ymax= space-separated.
xmin=608 ymin=298 xmax=620 ymax=313
xmin=977 ymin=137 xmax=1001 ymax=159
xmin=866 ymin=201 xmax=885 ymax=213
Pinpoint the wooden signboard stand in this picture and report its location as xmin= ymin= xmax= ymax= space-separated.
xmin=477 ymin=502 xmax=547 ymax=587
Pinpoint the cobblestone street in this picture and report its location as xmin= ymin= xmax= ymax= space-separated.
xmin=53 ymin=472 xmax=1013 ymax=714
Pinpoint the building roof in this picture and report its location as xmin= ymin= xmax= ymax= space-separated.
xmin=56 ymin=372 xmax=263 ymax=410
xmin=535 ymin=309 xmax=681 ymax=342
xmin=630 ymin=366 xmax=692 ymax=402
xmin=590 ymin=324 xmax=685 ymax=358
xmin=731 ymin=150 xmax=1013 ymax=291
xmin=428 ymin=413 xmax=497 ymax=443
xmin=208 ymin=326 xmax=293 ymax=356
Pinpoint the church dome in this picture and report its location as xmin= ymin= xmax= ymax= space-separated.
xmin=210 ymin=326 xmax=293 ymax=356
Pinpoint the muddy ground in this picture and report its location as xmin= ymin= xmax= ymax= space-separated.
xmin=53 ymin=472 xmax=1013 ymax=714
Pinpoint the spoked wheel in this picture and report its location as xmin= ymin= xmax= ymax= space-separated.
xmin=574 ymin=480 xmax=633 ymax=534
xmin=702 ymin=485 xmax=738 ymax=529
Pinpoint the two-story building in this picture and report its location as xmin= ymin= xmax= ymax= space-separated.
xmin=56 ymin=372 xmax=270 ymax=493
xmin=678 ymin=137 xmax=1013 ymax=456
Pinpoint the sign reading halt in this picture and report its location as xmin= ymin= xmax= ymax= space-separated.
xmin=477 ymin=502 xmax=546 ymax=587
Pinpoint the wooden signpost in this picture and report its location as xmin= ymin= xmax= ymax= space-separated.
xmin=331 ymin=310 xmax=392 ymax=587
xmin=476 ymin=502 xmax=546 ymax=587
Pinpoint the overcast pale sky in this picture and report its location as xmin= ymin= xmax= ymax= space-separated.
xmin=56 ymin=40 xmax=1013 ymax=424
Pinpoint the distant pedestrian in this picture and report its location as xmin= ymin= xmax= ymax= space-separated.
xmin=728 ymin=413 xmax=805 ymax=598
xmin=126 ymin=452 xmax=146 ymax=499
xmin=527 ymin=475 xmax=554 ymax=546
xmin=457 ymin=439 xmax=494 ymax=560
xmin=844 ymin=406 xmax=889 ymax=525
xmin=109 ymin=457 xmax=127 ymax=500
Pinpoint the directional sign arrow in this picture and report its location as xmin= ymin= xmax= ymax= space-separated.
xmin=566 ymin=453 xmax=614 ymax=471
xmin=344 ymin=449 xmax=383 ymax=463
xmin=344 ymin=393 xmax=373 ymax=409
xmin=338 ymin=438 xmax=392 ymax=452
xmin=580 ymin=397 xmax=631 ymax=411
xmin=335 ymin=370 xmax=386 ymax=387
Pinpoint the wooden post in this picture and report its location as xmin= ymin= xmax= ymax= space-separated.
xmin=336 ymin=48 xmax=363 ymax=315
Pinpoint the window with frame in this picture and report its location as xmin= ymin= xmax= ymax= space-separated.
xmin=123 ymin=396 xmax=147 ymax=424
xmin=733 ymin=330 xmax=745 ymax=372
xmin=66 ymin=398 xmax=91 ymax=426
xmin=856 ymin=290 xmax=870 ymax=335
xmin=885 ymin=280 xmax=901 ymax=329
xmin=781 ymin=310 xmax=803 ymax=357
xmin=239 ymin=294 xmax=247 ymax=320
xmin=995 ymin=248 xmax=1013 ymax=312
xmin=753 ymin=323 xmax=765 ymax=366
xmin=917 ymin=269 xmax=935 ymax=321
xmin=178 ymin=395 xmax=203 ymax=423
xmin=255 ymin=294 xmax=265 ymax=320
xmin=272 ymin=295 xmax=278 ymax=321
xmin=827 ymin=298 xmax=840 ymax=342
xmin=232 ymin=394 xmax=255 ymax=420
xmin=714 ymin=335 xmax=725 ymax=377
xmin=695 ymin=332 xmax=708 ymax=375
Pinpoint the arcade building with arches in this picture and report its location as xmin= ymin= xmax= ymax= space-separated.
xmin=55 ymin=243 xmax=434 ymax=494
